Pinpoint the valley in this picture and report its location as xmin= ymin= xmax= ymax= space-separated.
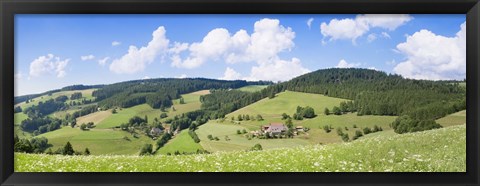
xmin=13 ymin=69 xmax=467 ymax=172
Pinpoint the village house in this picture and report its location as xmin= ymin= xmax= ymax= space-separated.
xmin=164 ymin=126 xmax=171 ymax=134
xmin=295 ymin=126 xmax=304 ymax=132
xmin=150 ymin=127 xmax=162 ymax=136
xmin=261 ymin=123 xmax=287 ymax=136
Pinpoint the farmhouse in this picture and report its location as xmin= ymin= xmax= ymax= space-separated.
xmin=164 ymin=127 xmax=171 ymax=134
xmin=261 ymin=123 xmax=287 ymax=136
xmin=295 ymin=126 xmax=304 ymax=132
xmin=150 ymin=127 xmax=162 ymax=136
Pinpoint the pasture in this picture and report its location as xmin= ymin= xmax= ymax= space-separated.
xmin=155 ymin=130 xmax=204 ymax=155
xmin=15 ymin=89 xmax=97 ymax=110
xmin=436 ymin=110 xmax=466 ymax=127
xmin=222 ymin=91 xmax=397 ymax=145
xmin=38 ymin=126 xmax=154 ymax=155
xmin=237 ymin=85 xmax=268 ymax=92
xmin=16 ymin=124 xmax=466 ymax=172
xmin=196 ymin=121 xmax=311 ymax=152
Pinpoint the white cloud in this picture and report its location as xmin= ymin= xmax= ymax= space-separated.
xmin=29 ymin=54 xmax=69 ymax=78
xmin=381 ymin=32 xmax=391 ymax=39
xmin=112 ymin=41 xmax=121 ymax=46
xmin=320 ymin=14 xmax=412 ymax=44
xmin=168 ymin=18 xmax=308 ymax=82
xmin=393 ymin=22 xmax=466 ymax=80
xmin=110 ymin=26 xmax=169 ymax=74
xmin=142 ymin=76 xmax=151 ymax=80
xmin=321 ymin=18 xmax=369 ymax=44
xmin=98 ymin=57 xmax=110 ymax=66
xmin=386 ymin=59 xmax=397 ymax=66
xmin=221 ymin=67 xmax=242 ymax=80
xmin=358 ymin=14 xmax=413 ymax=31
xmin=336 ymin=59 xmax=361 ymax=68
xmin=245 ymin=58 xmax=310 ymax=82
xmin=307 ymin=18 xmax=314 ymax=29
xmin=367 ymin=67 xmax=378 ymax=70
xmin=81 ymin=55 xmax=95 ymax=61
xmin=367 ymin=34 xmax=377 ymax=42
xmin=176 ymin=74 xmax=188 ymax=79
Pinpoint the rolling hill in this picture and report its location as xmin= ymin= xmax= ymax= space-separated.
xmin=16 ymin=124 xmax=466 ymax=172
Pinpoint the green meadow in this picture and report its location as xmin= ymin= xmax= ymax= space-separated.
xmin=204 ymin=90 xmax=399 ymax=148
xmin=16 ymin=124 xmax=466 ymax=172
xmin=155 ymin=130 xmax=204 ymax=155
xmin=15 ymin=90 xmax=210 ymax=155
xmin=436 ymin=110 xmax=466 ymax=127
xmin=237 ymin=85 xmax=268 ymax=92
xmin=197 ymin=121 xmax=311 ymax=152
xmin=15 ymin=89 xmax=96 ymax=110
xmin=38 ymin=126 xmax=154 ymax=155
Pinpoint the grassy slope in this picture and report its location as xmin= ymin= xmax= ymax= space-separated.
xmin=197 ymin=121 xmax=310 ymax=152
xmin=95 ymin=104 xmax=151 ymax=129
xmin=38 ymin=126 xmax=154 ymax=155
xmin=76 ymin=110 xmax=112 ymax=125
xmin=227 ymin=90 xmax=348 ymax=119
xmin=436 ymin=110 xmax=466 ymax=127
xmin=15 ymin=89 xmax=96 ymax=110
xmin=16 ymin=124 xmax=466 ymax=172
xmin=155 ymin=130 xmax=204 ymax=155
xmin=14 ymin=113 xmax=30 ymax=138
xmin=237 ymin=85 xmax=268 ymax=92
xmin=197 ymin=91 xmax=397 ymax=152
xmin=28 ymin=90 xmax=209 ymax=155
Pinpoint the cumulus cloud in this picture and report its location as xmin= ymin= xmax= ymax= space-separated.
xmin=221 ymin=67 xmax=242 ymax=80
xmin=98 ymin=57 xmax=110 ymax=66
xmin=320 ymin=14 xmax=412 ymax=44
xmin=81 ymin=55 xmax=95 ymax=61
xmin=245 ymin=58 xmax=310 ymax=82
xmin=336 ymin=59 xmax=361 ymax=68
xmin=393 ymin=22 xmax=466 ymax=80
xmin=307 ymin=18 xmax=314 ymax=29
xmin=112 ymin=41 xmax=121 ymax=46
xmin=29 ymin=54 xmax=69 ymax=78
xmin=110 ymin=26 xmax=169 ymax=74
xmin=169 ymin=18 xmax=307 ymax=82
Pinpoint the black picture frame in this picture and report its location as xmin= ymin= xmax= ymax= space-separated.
xmin=1 ymin=0 xmax=479 ymax=185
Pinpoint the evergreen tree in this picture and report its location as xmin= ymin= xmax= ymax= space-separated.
xmin=63 ymin=142 xmax=74 ymax=155
xmin=84 ymin=148 xmax=90 ymax=155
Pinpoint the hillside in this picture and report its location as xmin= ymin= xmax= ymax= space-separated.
xmin=16 ymin=124 xmax=466 ymax=172
xmin=192 ymin=90 xmax=397 ymax=152
xmin=34 ymin=90 xmax=209 ymax=155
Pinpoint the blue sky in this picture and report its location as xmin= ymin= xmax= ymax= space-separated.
xmin=15 ymin=14 xmax=466 ymax=96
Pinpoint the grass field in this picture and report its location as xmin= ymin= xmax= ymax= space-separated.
xmin=436 ymin=110 xmax=466 ymax=127
xmin=17 ymin=90 xmax=209 ymax=155
xmin=14 ymin=113 xmax=31 ymax=138
xmin=197 ymin=121 xmax=311 ymax=152
xmin=76 ymin=110 xmax=112 ymax=125
xmin=156 ymin=130 xmax=204 ymax=155
xmin=38 ymin=126 xmax=154 ymax=155
xmin=237 ymin=85 xmax=268 ymax=92
xmin=227 ymin=91 xmax=348 ymax=118
xmin=218 ymin=91 xmax=397 ymax=146
xmin=16 ymin=124 xmax=466 ymax=172
xmin=15 ymin=89 xmax=97 ymax=110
